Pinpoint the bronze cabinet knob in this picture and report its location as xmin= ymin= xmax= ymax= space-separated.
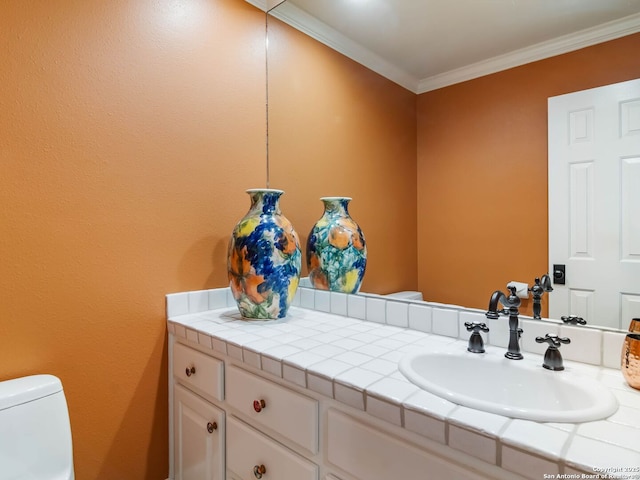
xmin=253 ymin=399 xmax=266 ymax=413
xmin=185 ymin=366 xmax=196 ymax=377
xmin=253 ymin=464 xmax=266 ymax=479
xmin=206 ymin=421 xmax=217 ymax=433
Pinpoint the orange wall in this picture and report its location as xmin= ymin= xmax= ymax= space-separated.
xmin=0 ymin=0 xmax=266 ymax=478
xmin=0 ymin=1 xmax=416 ymax=478
xmin=268 ymin=18 xmax=418 ymax=294
xmin=417 ymin=33 xmax=640 ymax=315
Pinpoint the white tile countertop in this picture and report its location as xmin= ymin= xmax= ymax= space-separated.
xmin=167 ymin=287 xmax=640 ymax=480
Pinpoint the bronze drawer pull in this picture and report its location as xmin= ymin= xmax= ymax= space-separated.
xmin=253 ymin=399 xmax=266 ymax=413
xmin=185 ymin=366 xmax=196 ymax=377
xmin=253 ymin=464 xmax=266 ymax=478
xmin=206 ymin=421 xmax=217 ymax=433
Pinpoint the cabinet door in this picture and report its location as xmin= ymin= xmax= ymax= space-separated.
xmin=327 ymin=409 xmax=491 ymax=480
xmin=174 ymin=384 xmax=225 ymax=480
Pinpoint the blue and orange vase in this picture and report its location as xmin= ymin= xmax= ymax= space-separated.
xmin=306 ymin=197 xmax=367 ymax=293
xmin=227 ymin=189 xmax=301 ymax=319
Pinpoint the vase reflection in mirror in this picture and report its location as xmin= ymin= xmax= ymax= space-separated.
xmin=227 ymin=189 xmax=301 ymax=319
xmin=307 ymin=197 xmax=367 ymax=294
xmin=621 ymin=318 xmax=640 ymax=390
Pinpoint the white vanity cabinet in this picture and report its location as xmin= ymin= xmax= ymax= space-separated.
xmin=168 ymin=292 xmax=640 ymax=480
xmin=169 ymin=335 xmax=514 ymax=480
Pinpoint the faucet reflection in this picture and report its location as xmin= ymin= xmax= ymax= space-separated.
xmin=530 ymin=274 xmax=553 ymax=320
xmin=486 ymin=286 xmax=523 ymax=360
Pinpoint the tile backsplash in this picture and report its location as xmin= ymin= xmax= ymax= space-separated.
xmin=166 ymin=283 xmax=627 ymax=370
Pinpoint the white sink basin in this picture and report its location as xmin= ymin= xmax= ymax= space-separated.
xmin=399 ymin=348 xmax=618 ymax=423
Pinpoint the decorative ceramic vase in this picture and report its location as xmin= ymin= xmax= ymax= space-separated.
xmin=621 ymin=333 xmax=640 ymax=390
xmin=227 ymin=189 xmax=301 ymax=319
xmin=306 ymin=197 xmax=367 ymax=293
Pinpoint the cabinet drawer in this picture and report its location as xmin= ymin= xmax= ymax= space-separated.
xmin=173 ymin=342 xmax=224 ymax=401
xmin=327 ymin=409 xmax=491 ymax=480
xmin=227 ymin=416 xmax=318 ymax=480
xmin=226 ymin=365 xmax=318 ymax=453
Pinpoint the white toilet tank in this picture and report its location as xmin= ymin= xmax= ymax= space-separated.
xmin=385 ymin=290 xmax=424 ymax=301
xmin=0 ymin=374 xmax=75 ymax=480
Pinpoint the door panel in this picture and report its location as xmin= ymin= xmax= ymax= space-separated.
xmin=174 ymin=384 xmax=225 ymax=480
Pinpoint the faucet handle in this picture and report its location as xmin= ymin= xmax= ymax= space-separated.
xmin=535 ymin=334 xmax=570 ymax=371
xmin=561 ymin=315 xmax=586 ymax=325
xmin=535 ymin=334 xmax=570 ymax=348
xmin=504 ymin=286 xmax=521 ymax=307
xmin=464 ymin=322 xmax=489 ymax=353
xmin=464 ymin=322 xmax=489 ymax=333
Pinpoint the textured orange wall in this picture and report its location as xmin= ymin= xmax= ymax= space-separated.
xmin=0 ymin=0 xmax=266 ymax=478
xmin=268 ymin=18 xmax=418 ymax=294
xmin=0 ymin=0 xmax=417 ymax=477
xmin=417 ymin=33 xmax=640 ymax=315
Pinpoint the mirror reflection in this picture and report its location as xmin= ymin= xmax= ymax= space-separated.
xmin=263 ymin=0 xmax=640 ymax=329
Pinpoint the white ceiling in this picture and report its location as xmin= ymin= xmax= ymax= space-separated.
xmin=254 ymin=0 xmax=640 ymax=93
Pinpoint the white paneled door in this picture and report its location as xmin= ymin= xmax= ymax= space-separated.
xmin=548 ymin=78 xmax=640 ymax=329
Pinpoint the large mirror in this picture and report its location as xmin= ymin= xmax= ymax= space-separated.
xmin=259 ymin=0 xmax=640 ymax=330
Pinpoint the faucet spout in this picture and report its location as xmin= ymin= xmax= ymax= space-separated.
xmin=485 ymin=286 xmax=523 ymax=360
xmin=539 ymin=274 xmax=553 ymax=292
xmin=486 ymin=290 xmax=505 ymax=319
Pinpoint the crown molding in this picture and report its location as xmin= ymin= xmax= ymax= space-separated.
xmin=417 ymin=12 xmax=640 ymax=93
xmin=245 ymin=0 xmax=266 ymax=11
xmin=247 ymin=1 xmax=640 ymax=95
xmin=266 ymin=2 xmax=420 ymax=92
xmin=246 ymin=0 xmax=287 ymax=13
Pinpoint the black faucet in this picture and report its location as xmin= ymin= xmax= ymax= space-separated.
xmin=486 ymin=286 xmax=523 ymax=360
xmin=530 ymin=274 xmax=553 ymax=320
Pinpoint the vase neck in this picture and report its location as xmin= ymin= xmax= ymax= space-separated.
xmin=321 ymin=197 xmax=351 ymax=217
xmin=248 ymin=189 xmax=283 ymax=215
